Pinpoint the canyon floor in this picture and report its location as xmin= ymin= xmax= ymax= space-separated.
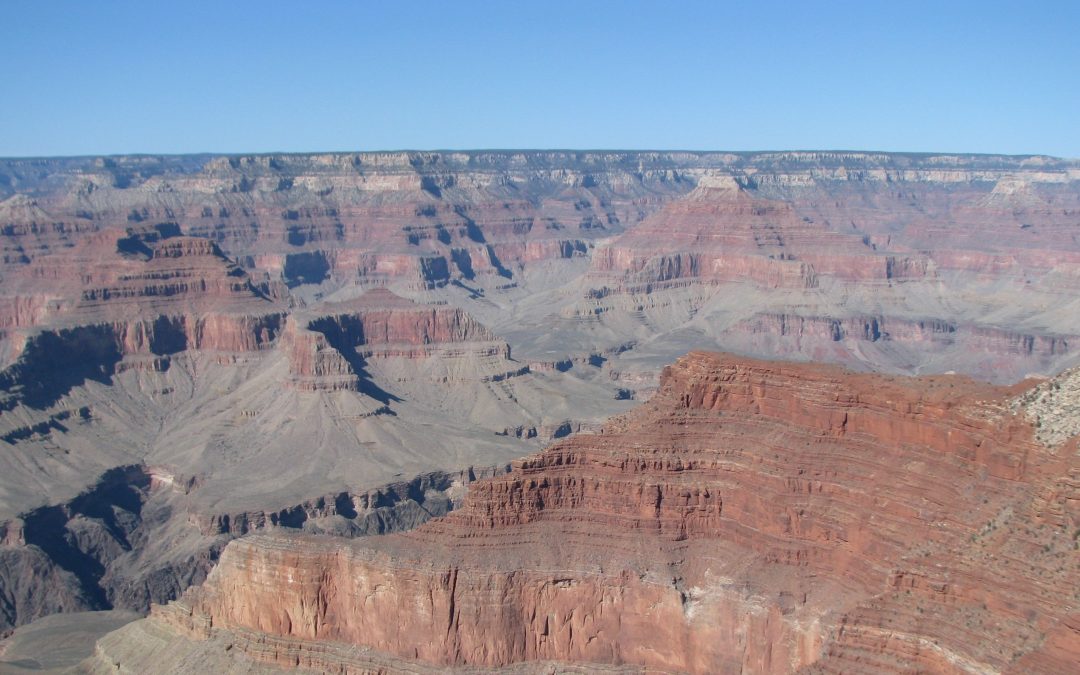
xmin=0 ymin=151 xmax=1077 ymax=672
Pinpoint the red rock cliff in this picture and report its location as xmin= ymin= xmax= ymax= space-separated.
xmin=285 ymin=289 xmax=511 ymax=392
xmin=142 ymin=352 xmax=1078 ymax=673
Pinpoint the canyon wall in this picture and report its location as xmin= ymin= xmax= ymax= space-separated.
xmin=1 ymin=151 xmax=1079 ymax=655
xmin=2 ymin=151 xmax=1079 ymax=383
xmin=102 ymin=352 xmax=1079 ymax=673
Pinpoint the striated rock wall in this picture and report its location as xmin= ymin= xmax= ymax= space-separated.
xmin=729 ymin=313 xmax=1069 ymax=358
xmin=2 ymin=151 xmax=1078 ymax=385
xmin=0 ymin=312 xmax=285 ymax=409
xmin=564 ymin=156 xmax=1080 ymax=383
xmin=0 ymin=151 xmax=701 ymax=291
xmin=283 ymin=319 xmax=360 ymax=392
xmin=132 ymin=352 xmax=1079 ymax=673
xmin=4 ymin=151 xmax=1076 ymax=293
xmin=3 ymin=151 xmax=1080 ymax=660
xmin=285 ymin=289 xmax=512 ymax=392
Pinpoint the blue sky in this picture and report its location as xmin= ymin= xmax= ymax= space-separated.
xmin=1 ymin=1 xmax=1077 ymax=157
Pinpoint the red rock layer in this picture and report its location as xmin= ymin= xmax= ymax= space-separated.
xmin=284 ymin=320 xmax=359 ymax=392
xmin=589 ymin=182 xmax=925 ymax=290
xmin=590 ymin=171 xmax=1080 ymax=293
xmin=7 ymin=152 xmax=1076 ymax=295
xmin=310 ymin=288 xmax=499 ymax=350
xmin=152 ymin=352 xmax=1079 ymax=673
xmin=3 ymin=153 xmax=1078 ymax=384
xmin=286 ymin=289 xmax=511 ymax=391
xmin=0 ymin=228 xmax=286 ymax=377
xmin=576 ymin=171 xmax=1080 ymax=381
xmin=0 ymin=228 xmax=279 ymax=327
xmin=0 ymin=152 xmax=683 ymax=290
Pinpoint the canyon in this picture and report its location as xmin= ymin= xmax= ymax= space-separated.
xmin=87 ymin=352 xmax=1080 ymax=673
xmin=0 ymin=151 xmax=1077 ymax=672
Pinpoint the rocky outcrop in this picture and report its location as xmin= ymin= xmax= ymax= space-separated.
xmin=566 ymin=155 xmax=1080 ymax=382
xmin=110 ymin=352 xmax=1078 ymax=673
xmin=0 ymin=151 xmax=697 ymax=290
xmin=0 ymin=224 xmax=285 ymax=372
xmin=730 ymin=313 xmax=951 ymax=345
xmin=4 ymin=151 xmax=1075 ymax=294
xmin=0 ymin=311 xmax=285 ymax=409
xmin=2 ymin=227 xmax=277 ymax=315
xmin=187 ymin=464 xmax=509 ymax=538
xmin=285 ymin=288 xmax=513 ymax=392
xmin=587 ymin=180 xmax=930 ymax=290
xmin=2 ymin=151 xmax=1079 ymax=385
xmin=283 ymin=320 xmax=360 ymax=392
xmin=1013 ymin=364 xmax=1080 ymax=446
xmin=308 ymin=289 xmax=499 ymax=353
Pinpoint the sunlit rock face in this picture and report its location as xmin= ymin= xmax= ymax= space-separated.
xmin=98 ymin=352 xmax=1079 ymax=674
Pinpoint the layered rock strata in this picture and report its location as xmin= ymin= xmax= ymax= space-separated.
xmin=285 ymin=288 xmax=512 ymax=393
xmin=103 ymin=352 xmax=1079 ymax=673
xmin=0 ymin=152 xmax=690 ymax=289
xmin=0 ymin=238 xmax=603 ymax=634
xmin=3 ymin=152 xmax=1079 ymax=383
xmin=0 ymin=233 xmax=551 ymax=633
xmin=3 ymin=150 xmax=1080 ymax=651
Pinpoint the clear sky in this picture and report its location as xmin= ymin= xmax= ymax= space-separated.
xmin=1 ymin=1 xmax=1077 ymax=158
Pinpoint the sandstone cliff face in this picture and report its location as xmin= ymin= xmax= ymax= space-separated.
xmin=123 ymin=352 xmax=1078 ymax=673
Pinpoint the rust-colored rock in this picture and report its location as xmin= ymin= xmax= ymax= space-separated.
xmin=132 ymin=352 xmax=1079 ymax=673
xmin=2 ymin=152 xmax=1079 ymax=383
xmin=285 ymin=288 xmax=510 ymax=392
xmin=2 ymin=151 xmax=1080 ymax=660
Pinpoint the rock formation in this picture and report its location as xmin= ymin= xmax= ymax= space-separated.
xmin=1 ymin=151 xmax=1079 ymax=661
xmin=90 ymin=352 xmax=1079 ymax=673
xmin=2 ymin=151 xmax=1078 ymax=384
xmin=0 ymin=225 xmax=617 ymax=634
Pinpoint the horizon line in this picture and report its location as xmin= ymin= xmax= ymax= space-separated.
xmin=1 ymin=148 xmax=1076 ymax=162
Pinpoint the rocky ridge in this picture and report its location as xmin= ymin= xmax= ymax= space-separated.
xmin=91 ymin=352 xmax=1080 ymax=673
xmin=3 ymin=151 xmax=1079 ymax=384
xmin=0 ymin=461 xmax=511 ymax=639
